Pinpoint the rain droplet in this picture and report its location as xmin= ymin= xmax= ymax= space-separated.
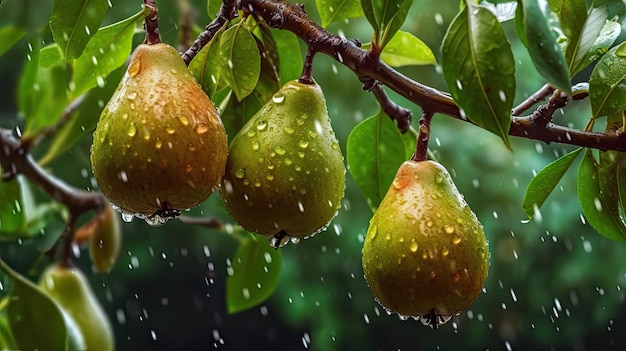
xmin=444 ymin=225 xmax=455 ymax=234
xmin=235 ymin=169 xmax=245 ymax=179
xmin=177 ymin=116 xmax=189 ymax=126
xmin=272 ymin=92 xmax=285 ymax=103
xmin=274 ymin=146 xmax=286 ymax=155
xmin=409 ymin=240 xmax=418 ymax=253
xmin=298 ymin=140 xmax=309 ymax=148
xmin=195 ymin=124 xmax=209 ymax=134
xmin=452 ymin=236 xmax=462 ymax=245
xmin=252 ymin=141 xmax=260 ymax=151
xmin=126 ymin=91 xmax=138 ymax=100
xmin=165 ymin=126 xmax=175 ymax=134
xmin=128 ymin=60 xmax=141 ymax=77
xmin=256 ymin=121 xmax=268 ymax=131
xmin=247 ymin=130 xmax=256 ymax=138
xmin=127 ymin=123 xmax=137 ymax=137
xmin=155 ymin=139 xmax=162 ymax=149
xmin=283 ymin=126 xmax=295 ymax=134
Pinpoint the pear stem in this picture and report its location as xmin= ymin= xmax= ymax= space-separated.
xmin=143 ymin=0 xmax=162 ymax=44
xmin=412 ymin=111 xmax=433 ymax=162
xmin=298 ymin=46 xmax=316 ymax=84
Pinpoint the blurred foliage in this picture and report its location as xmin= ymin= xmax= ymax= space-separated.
xmin=1 ymin=0 xmax=626 ymax=350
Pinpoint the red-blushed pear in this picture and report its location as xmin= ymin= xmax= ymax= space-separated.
xmin=362 ymin=160 xmax=490 ymax=328
xmin=90 ymin=43 xmax=228 ymax=225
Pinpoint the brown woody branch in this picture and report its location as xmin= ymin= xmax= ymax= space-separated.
xmin=181 ymin=0 xmax=238 ymax=65
xmin=240 ymin=0 xmax=626 ymax=152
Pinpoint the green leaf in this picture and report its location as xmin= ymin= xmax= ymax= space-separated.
xmin=522 ymin=148 xmax=582 ymax=218
xmin=361 ymin=0 xmax=413 ymax=49
xmin=361 ymin=30 xmax=436 ymax=67
xmin=573 ymin=19 xmax=620 ymax=75
xmin=442 ymin=2 xmax=515 ymax=149
xmin=19 ymin=39 xmax=70 ymax=139
xmin=39 ymin=43 xmax=63 ymax=68
xmin=39 ymin=64 xmax=126 ymax=166
xmin=0 ymin=26 xmax=25 ymax=56
xmin=0 ymin=0 xmax=53 ymax=32
xmin=72 ymin=7 xmax=149 ymax=99
xmin=561 ymin=0 xmax=608 ymax=75
xmin=346 ymin=111 xmax=407 ymax=211
xmin=589 ymin=42 xmax=626 ymax=119
xmin=401 ymin=127 xmax=417 ymax=160
xmin=577 ymin=149 xmax=626 ymax=241
xmin=227 ymin=233 xmax=282 ymax=314
xmin=271 ymin=29 xmax=303 ymax=85
xmin=207 ymin=0 xmax=222 ymax=19
xmin=189 ymin=28 xmax=224 ymax=98
xmin=0 ymin=313 xmax=17 ymax=350
xmin=0 ymin=260 xmax=68 ymax=350
xmin=49 ymin=0 xmax=109 ymax=59
xmin=316 ymin=0 xmax=364 ymax=27
xmin=220 ymin=24 xmax=261 ymax=101
xmin=516 ymin=0 xmax=571 ymax=93
xmin=0 ymin=176 xmax=33 ymax=236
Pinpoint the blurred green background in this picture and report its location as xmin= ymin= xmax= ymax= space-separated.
xmin=2 ymin=0 xmax=626 ymax=350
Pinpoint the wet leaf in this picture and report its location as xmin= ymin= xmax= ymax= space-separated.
xmin=19 ymin=39 xmax=70 ymax=139
xmin=220 ymin=24 xmax=261 ymax=101
xmin=271 ymin=29 xmax=303 ymax=85
xmin=227 ymin=233 xmax=282 ymax=314
xmin=0 ymin=175 xmax=33 ymax=237
xmin=589 ymin=42 xmax=626 ymax=119
xmin=0 ymin=26 xmax=25 ymax=57
xmin=0 ymin=260 xmax=68 ymax=351
xmin=72 ymin=7 xmax=149 ymax=99
xmin=49 ymin=0 xmax=109 ymax=59
xmin=0 ymin=0 xmax=53 ymax=33
xmin=207 ymin=0 xmax=222 ymax=19
xmin=577 ymin=149 xmax=626 ymax=241
xmin=561 ymin=0 xmax=607 ymax=75
xmin=316 ymin=0 xmax=364 ymax=27
xmin=361 ymin=0 xmax=413 ymax=49
xmin=39 ymin=43 xmax=63 ymax=68
xmin=401 ymin=127 xmax=417 ymax=160
xmin=39 ymin=64 xmax=125 ymax=165
xmin=347 ymin=111 xmax=406 ymax=211
xmin=571 ymin=18 xmax=620 ymax=76
xmin=442 ymin=2 xmax=515 ymax=149
xmin=0 ymin=313 xmax=17 ymax=350
xmin=361 ymin=30 xmax=436 ymax=67
xmin=190 ymin=28 xmax=224 ymax=98
xmin=522 ymin=148 xmax=582 ymax=218
xmin=516 ymin=0 xmax=571 ymax=93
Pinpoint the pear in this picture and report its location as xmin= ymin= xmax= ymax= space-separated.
xmin=90 ymin=43 xmax=228 ymax=221
xmin=89 ymin=203 xmax=122 ymax=273
xmin=39 ymin=264 xmax=114 ymax=351
xmin=220 ymin=80 xmax=345 ymax=244
xmin=362 ymin=160 xmax=489 ymax=328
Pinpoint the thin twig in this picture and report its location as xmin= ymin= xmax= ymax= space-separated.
xmin=298 ymin=46 xmax=315 ymax=84
xmin=180 ymin=0 xmax=239 ymax=65
xmin=512 ymin=84 xmax=554 ymax=116
xmin=179 ymin=215 xmax=225 ymax=229
xmin=371 ymin=83 xmax=412 ymax=133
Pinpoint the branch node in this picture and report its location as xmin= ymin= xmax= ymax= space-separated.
xmin=371 ymin=83 xmax=412 ymax=133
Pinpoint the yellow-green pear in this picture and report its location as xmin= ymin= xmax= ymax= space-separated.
xmin=91 ymin=43 xmax=228 ymax=220
xmin=220 ymin=80 xmax=345 ymax=244
xmin=39 ymin=264 xmax=114 ymax=351
xmin=362 ymin=160 xmax=489 ymax=327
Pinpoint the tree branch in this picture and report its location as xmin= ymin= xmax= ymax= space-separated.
xmin=0 ymin=128 xmax=104 ymax=215
xmin=240 ymin=0 xmax=626 ymax=152
xmin=181 ymin=0 xmax=239 ymax=65
xmin=370 ymin=82 xmax=412 ymax=133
